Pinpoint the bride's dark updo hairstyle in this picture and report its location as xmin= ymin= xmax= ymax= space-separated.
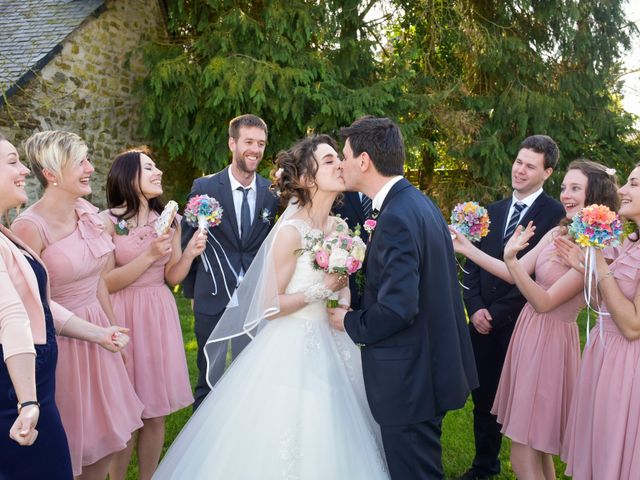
xmin=271 ymin=134 xmax=339 ymax=208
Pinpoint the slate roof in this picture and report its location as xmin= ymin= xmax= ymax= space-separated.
xmin=0 ymin=0 xmax=105 ymax=100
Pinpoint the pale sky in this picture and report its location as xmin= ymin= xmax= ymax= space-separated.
xmin=621 ymin=1 xmax=640 ymax=118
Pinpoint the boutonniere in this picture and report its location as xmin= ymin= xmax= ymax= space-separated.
xmin=115 ymin=219 xmax=131 ymax=236
xmin=363 ymin=218 xmax=377 ymax=234
xmin=260 ymin=208 xmax=273 ymax=224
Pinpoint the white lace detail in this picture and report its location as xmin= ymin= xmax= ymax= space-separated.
xmin=279 ymin=420 xmax=302 ymax=479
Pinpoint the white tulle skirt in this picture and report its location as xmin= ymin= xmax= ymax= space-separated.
xmin=153 ymin=303 xmax=389 ymax=479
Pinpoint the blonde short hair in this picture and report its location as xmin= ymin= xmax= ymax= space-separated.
xmin=24 ymin=130 xmax=88 ymax=188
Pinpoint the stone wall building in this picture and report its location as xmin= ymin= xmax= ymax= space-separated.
xmin=0 ymin=0 xmax=167 ymax=208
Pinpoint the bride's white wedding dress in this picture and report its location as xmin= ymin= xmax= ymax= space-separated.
xmin=154 ymin=219 xmax=389 ymax=479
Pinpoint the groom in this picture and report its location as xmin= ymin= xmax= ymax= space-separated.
xmin=328 ymin=116 xmax=478 ymax=479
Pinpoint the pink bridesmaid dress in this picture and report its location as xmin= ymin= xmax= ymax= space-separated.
xmin=562 ymin=239 xmax=640 ymax=479
xmin=107 ymin=211 xmax=193 ymax=418
xmin=491 ymin=242 xmax=583 ymax=454
xmin=13 ymin=199 xmax=144 ymax=476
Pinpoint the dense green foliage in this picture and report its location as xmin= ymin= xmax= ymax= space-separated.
xmin=139 ymin=0 xmax=639 ymax=208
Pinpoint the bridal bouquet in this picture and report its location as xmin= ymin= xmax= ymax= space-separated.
xmin=184 ymin=194 xmax=223 ymax=231
xmin=568 ymin=204 xmax=623 ymax=347
xmin=303 ymin=223 xmax=366 ymax=307
xmin=568 ymin=204 xmax=622 ymax=249
xmin=450 ymin=201 xmax=490 ymax=242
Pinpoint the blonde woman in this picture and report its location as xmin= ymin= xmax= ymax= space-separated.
xmin=12 ymin=131 xmax=143 ymax=480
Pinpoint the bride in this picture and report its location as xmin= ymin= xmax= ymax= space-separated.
xmin=153 ymin=135 xmax=389 ymax=479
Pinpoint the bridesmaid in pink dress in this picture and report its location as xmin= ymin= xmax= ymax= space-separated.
xmin=11 ymin=131 xmax=144 ymax=480
xmin=559 ymin=163 xmax=640 ymax=479
xmin=101 ymin=148 xmax=204 ymax=480
xmin=451 ymin=160 xmax=619 ymax=479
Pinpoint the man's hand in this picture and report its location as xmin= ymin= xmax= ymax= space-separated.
xmin=327 ymin=307 xmax=347 ymax=331
xmin=471 ymin=308 xmax=492 ymax=334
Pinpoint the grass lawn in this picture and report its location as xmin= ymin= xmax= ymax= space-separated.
xmin=126 ymin=294 xmax=591 ymax=479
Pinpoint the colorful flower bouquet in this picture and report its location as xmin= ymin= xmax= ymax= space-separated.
xmin=302 ymin=223 xmax=366 ymax=307
xmin=568 ymin=204 xmax=623 ymax=248
xmin=184 ymin=194 xmax=223 ymax=231
xmin=450 ymin=202 xmax=490 ymax=242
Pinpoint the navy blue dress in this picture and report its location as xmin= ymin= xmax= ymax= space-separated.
xmin=0 ymin=247 xmax=72 ymax=479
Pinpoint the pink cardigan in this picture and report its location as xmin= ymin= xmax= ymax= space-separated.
xmin=0 ymin=224 xmax=74 ymax=361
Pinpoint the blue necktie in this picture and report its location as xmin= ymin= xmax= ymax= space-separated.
xmin=503 ymin=202 xmax=526 ymax=245
xmin=238 ymin=187 xmax=251 ymax=242
xmin=361 ymin=194 xmax=373 ymax=219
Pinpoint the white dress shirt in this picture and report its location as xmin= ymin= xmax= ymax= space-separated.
xmin=372 ymin=176 xmax=404 ymax=212
xmin=504 ymin=188 xmax=544 ymax=234
xmin=228 ymin=167 xmax=257 ymax=238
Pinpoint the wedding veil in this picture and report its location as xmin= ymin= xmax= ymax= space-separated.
xmin=203 ymin=201 xmax=300 ymax=389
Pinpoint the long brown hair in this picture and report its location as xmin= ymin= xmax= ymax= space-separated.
xmin=106 ymin=147 xmax=172 ymax=226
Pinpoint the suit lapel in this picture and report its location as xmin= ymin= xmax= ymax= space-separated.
xmin=217 ymin=167 xmax=241 ymax=243
xmin=497 ymin=198 xmax=513 ymax=244
xmin=519 ymin=192 xmax=547 ymax=226
xmin=246 ymin=175 xmax=270 ymax=244
xmin=349 ymin=192 xmax=366 ymax=225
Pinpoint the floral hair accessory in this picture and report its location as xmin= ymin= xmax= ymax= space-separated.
xmin=605 ymin=168 xmax=616 ymax=176
xmin=184 ymin=194 xmax=223 ymax=230
xmin=275 ymin=168 xmax=284 ymax=179
xmin=450 ymin=202 xmax=490 ymax=242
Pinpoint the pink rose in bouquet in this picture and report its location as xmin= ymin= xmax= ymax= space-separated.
xmin=299 ymin=221 xmax=367 ymax=307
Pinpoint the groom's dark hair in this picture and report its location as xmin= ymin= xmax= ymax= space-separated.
xmin=339 ymin=116 xmax=405 ymax=176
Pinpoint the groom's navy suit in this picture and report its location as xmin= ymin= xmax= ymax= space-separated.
xmin=344 ymin=178 xmax=478 ymax=479
xmin=181 ymin=166 xmax=279 ymax=408
xmin=462 ymin=192 xmax=564 ymax=476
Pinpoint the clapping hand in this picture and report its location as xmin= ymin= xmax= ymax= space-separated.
xmin=504 ymin=222 xmax=536 ymax=261
xmin=100 ymin=326 xmax=130 ymax=353
xmin=9 ymin=405 xmax=39 ymax=446
xmin=554 ymin=236 xmax=585 ymax=274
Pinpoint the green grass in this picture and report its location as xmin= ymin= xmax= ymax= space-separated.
xmin=126 ymin=295 xmax=591 ymax=479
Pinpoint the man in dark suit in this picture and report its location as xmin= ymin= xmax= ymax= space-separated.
xmin=332 ymin=191 xmax=371 ymax=309
xmin=328 ymin=116 xmax=478 ymax=479
xmin=181 ymin=114 xmax=279 ymax=409
xmin=460 ymin=135 xmax=565 ymax=480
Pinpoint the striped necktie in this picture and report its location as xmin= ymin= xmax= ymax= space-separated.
xmin=503 ymin=202 xmax=526 ymax=245
xmin=361 ymin=194 xmax=373 ymax=219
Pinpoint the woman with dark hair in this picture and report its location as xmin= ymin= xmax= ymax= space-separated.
xmin=153 ymin=134 xmax=390 ymax=479
xmin=559 ymin=162 xmax=640 ymax=479
xmin=451 ymin=160 xmax=619 ymax=479
xmin=100 ymin=148 xmax=203 ymax=480
xmin=10 ymin=130 xmax=144 ymax=480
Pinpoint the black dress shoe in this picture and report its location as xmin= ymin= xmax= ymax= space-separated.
xmin=457 ymin=468 xmax=495 ymax=480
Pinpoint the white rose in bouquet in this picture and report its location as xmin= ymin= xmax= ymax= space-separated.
xmin=328 ymin=248 xmax=349 ymax=272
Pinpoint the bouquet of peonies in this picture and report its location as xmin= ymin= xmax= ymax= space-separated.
xmin=304 ymin=223 xmax=366 ymax=307
xmin=568 ymin=204 xmax=623 ymax=248
xmin=184 ymin=194 xmax=223 ymax=231
xmin=450 ymin=201 xmax=490 ymax=242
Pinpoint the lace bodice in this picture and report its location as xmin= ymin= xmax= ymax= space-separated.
xmin=280 ymin=219 xmax=326 ymax=296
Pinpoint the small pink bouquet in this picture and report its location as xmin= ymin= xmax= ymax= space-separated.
xmin=184 ymin=194 xmax=223 ymax=230
xmin=303 ymin=223 xmax=366 ymax=307
xmin=450 ymin=201 xmax=490 ymax=242
xmin=568 ymin=204 xmax=622 ymax=248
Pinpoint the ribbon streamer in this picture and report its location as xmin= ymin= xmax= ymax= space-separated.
xmin=583 ymin=246 xmax=609 ymax=347
xmin=200 ymin=227 xmax=241 ymax=302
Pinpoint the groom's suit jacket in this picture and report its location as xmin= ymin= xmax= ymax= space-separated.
xmin=181 ymin=166 xmax=279 ymax=316
xmin=344 ymin=178 xmax=478 ymax=426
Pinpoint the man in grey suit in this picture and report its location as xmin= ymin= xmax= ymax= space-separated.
xmin=181 ymin=114 xmax=279 ymax=409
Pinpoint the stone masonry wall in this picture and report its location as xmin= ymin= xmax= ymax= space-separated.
xmin=0 ymin=0 xmax=166 ymax=209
